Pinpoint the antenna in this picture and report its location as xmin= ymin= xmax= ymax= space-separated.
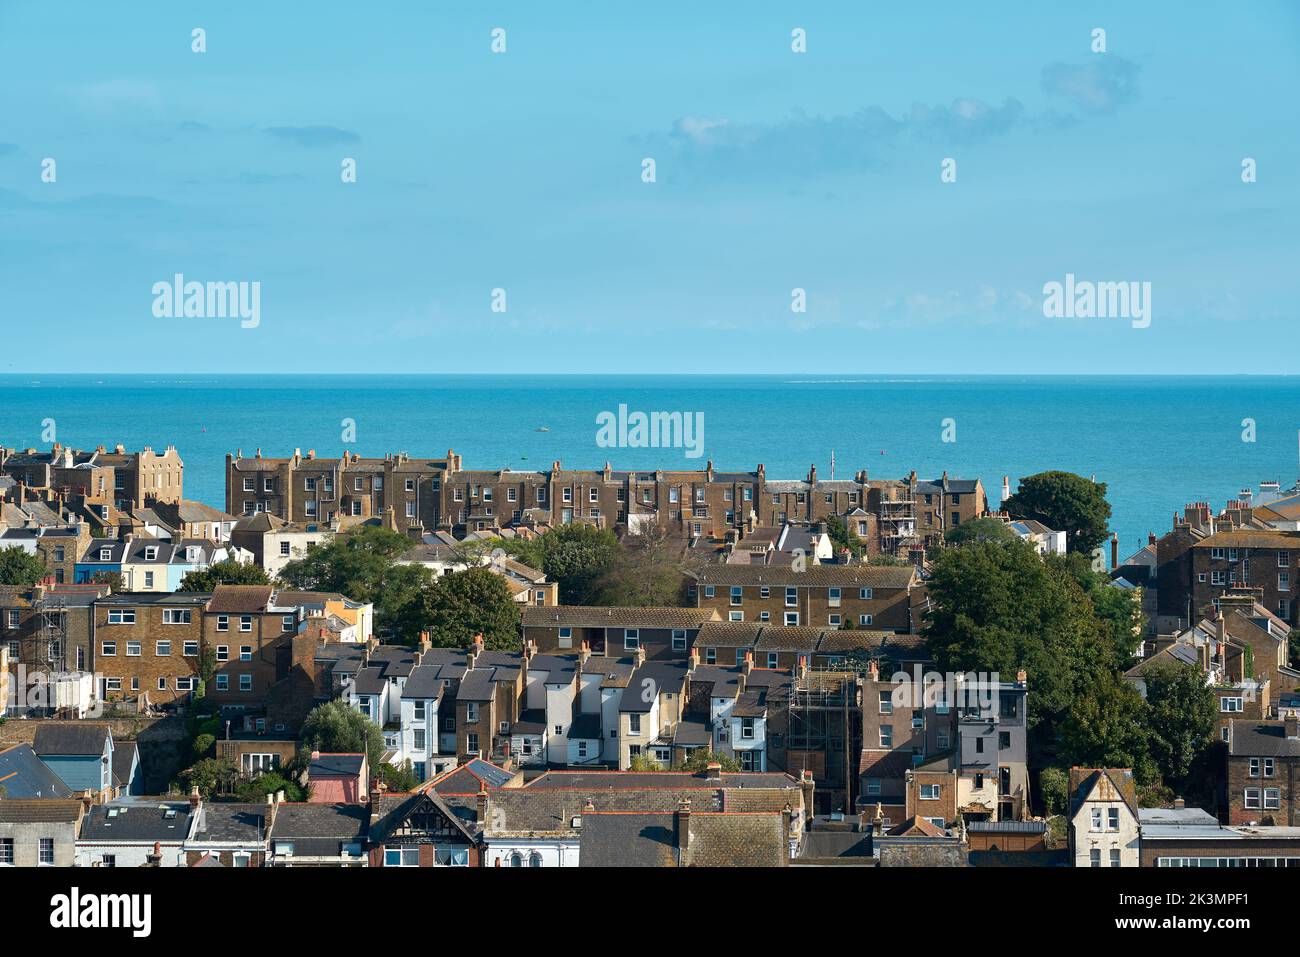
xmin=830 ymin=449 xmax=835 ymax=481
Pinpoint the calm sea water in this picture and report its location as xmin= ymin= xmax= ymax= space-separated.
xmin=1 ymin=374 xmax=1296 ymax=558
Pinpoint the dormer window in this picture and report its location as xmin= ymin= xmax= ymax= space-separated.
xmin=144 ymin=546 xmax=158 ymax=561
xmin=99 ymin=548 xmax=112 ymax=561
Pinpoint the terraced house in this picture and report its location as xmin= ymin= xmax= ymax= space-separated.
xmin=690 ymin=563 xmax=922 ymax=633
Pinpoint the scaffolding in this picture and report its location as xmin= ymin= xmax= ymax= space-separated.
xmin=34 ymin=593 xmax=68 ymax=672
xmin=787 ymin=671 xmax=861 ymax=814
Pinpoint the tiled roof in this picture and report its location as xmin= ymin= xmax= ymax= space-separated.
xmin=206 ymin=585 xmax=274 ymax=613
xmin=691 ymin=565 xmax=916 ymax=588
xmin=522 ymin=605 xmax=721 ymax=629
xmin=0 ymin=799 xmax=82 ymax=824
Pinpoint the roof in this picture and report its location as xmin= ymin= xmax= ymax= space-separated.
xmin=1068 ymin=768 xmax=1138 ymax=819
xmin=578 ymin=811 xmax=677 ymax=866
xmin=32 ymin=722 xmax=111 ymax=757
xmin=428 ymin=759 xmax=514 ymax=795
xmin=308 ymin=753 xmax=366 ymax=777
xmin=1138 ymin=806 xmax=1220 ymax=827
xmin=0 ymin=799 xmax=83 ymax=824
xmin=206 ymin=584 xmax=274 ymax=613
xmin=1229 ymin=721 xmax=1300 ymax=757
xmin=522 ymin=605 xmax=720 ymax=629
xmin=1194 ymin=529 xmax=1300 ymax=549
xmin=0 ymin=744 xmax=73 ymax=798
xmin=79 ymin=801 xmax=194 ymax=843
xmin=1124 ymin=643 xmax=1201 ymax=678
xmin=525 ymin=769 xmax=797 ymax=791
xmin=112 ymin=741 xmax=138 ymax=788
xmin=967 ymin=820 xmax=1047 ymax=833
xmin=190 ymin=803 xmax=268 ymax=843
xmin=692 ymin=564 xmax=916 ymax=588
xmin=267 ymin=803 xmax=369 ymax=856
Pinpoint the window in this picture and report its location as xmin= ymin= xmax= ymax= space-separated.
xmin=279 ymin=541 xmax=292 ymax=557
xmin=217 ymin=615 xmax=229 ymax=632
xmin=1222 ymin=696 xmax=1244 ymax=713
xmin=176 ymin=677 xmax=194 ymax=691
xmin=243 ymin=478 xmax=255 ymax=492
xmin=1250 ymin=757 xmax=1261 ymax=777
xmin=239 ymin=674 xmax=252 ymax=692
xmin=729 ymin=611 xmax=744 ymax=622
xmin=1263 ymin=758 xmax=1275 ymax=777
xmin=38 ymin=838 xmax=54 ymax=865
xmin=155 ymin=640 xmax=171 ymax=657
xmin=240 ymin=615 xmax=252 ymax=632
xmin=628 ymin=714 xmax=642 ymax=735
xmin=1244 ymin=788 xmax=1261 ymax=809
xmin=828 ymin=587 xmax=841 ymax=607
xmin=784 ymin=612 xmax=799 ymax=626
xmin=101 ymin=641 xmax=117 ymax=657
xmin=157 ymin=677 xmax=168 ymax=691
xmin=920 ymin=784 xmax=941 ymax=800
xmin=0 ymin=838 xmax=12 ymax=864
xmin=557 ymin=627 xmax=573 ymax=649
xmin=767 ymin=652 xmax=778 ymax=669
xmin=623 ymin=629 xmax=640 ymax=651
xmin=385 ymin=846 xmax=420 ymax=867
xmin=1091 ymin=807 xmax=1103 ymax=831
xmin=216 ymin=645 xmax=229 ymax=661
xmin=878 ymin=690 xmax=893 ymax=715
xmin=466 ymin=733 xmax=479 ymax=754
xmin=465 ymin=703 xmax=478 ymax=723
xmin=413 ymin=729 xmax=426 ymax=752
xmin=1089 ymin=848 xmax=1100 ymax=868
xmin=879 ymin=726 xmax=892 ymax=747
xmin=672 ymin=630 xmax=687 ymax=651
xmin=240 ymin=646 xmax=252 ymax=661
xmin=162 ymin=608 xmax=192 ymax=625
xmin=126 ymin=641 xmax=141 ymax=657
xmin=406 ymin=479 xmax=416 ymax=492
xmin=5 ymin=610 xmax=18 ymax=629
xmin=828 ymin=614 xmax=841 ymax=626
xmin=784 ymin=587 xmax=797 ymax=607
xmin=1109 ymin=848 xmax=1121 ymax=868
xmin=215 ymin=675 xmax=229 ymax=691
xmin=282 ymin=615 xmax=295 ymax=632
xmin=730 ymin=586 xmax=743 ymax=606
xmin=107 ymin=609 xmax=136 ymax=625
xmin=1264 ymin=788 xmax=1281 ymax=810
xmin=106 ymin=678 xmax=121 ymax=692
xmin=1107 ymin=807 xmax=1119 ymax=831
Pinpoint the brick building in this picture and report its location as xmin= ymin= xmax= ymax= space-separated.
xmin=1226 ymin=717 xmax=1300 ymax=826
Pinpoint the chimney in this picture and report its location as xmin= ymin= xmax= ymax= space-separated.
xmin=146 ymin=842 xmax=163 ymax=867
xmin=1110 ymin=533 xmax=1119 ymax=569
xmin=81 ymin=789 xmax=95 ymax=813
xmin=1148 ymin=532 xmax=1157 ymax=546
xmin=635 ymin=645 xmax=646 ymax=667
xmin=799 ymin=769 xmax=815 ymax=817
xmin=688 ymin=646 xmax=700 ymax=672
xmin=418 ymin=632 xmax=431 ymax=655
xmin=867 ymin=659 xmax=879 ymax=682
xmin=1173 ymin=797 xmax=1186 ymax=810
xmin=807 ymin=464 xmax=817 ymax=485
xmin=742 ymin=650 xmax=754 ymax=675
xmin=1001 ymin=475 xmax=1010 ymax=502
xmin=1016 ymin=669 xmax=1027 ymax=687
xmin=189 ymin=786 xmax=201 ymax=812
xmin=476 ymin=784 xmax=489 ymax=823
xmin=1286 ymin=715 xmax=1299 ymax=740
xmin=675 ymin=798 xmax=692 ymax=860
xmin=704 ymin=761 xmax=722 ymax=783
xmin=578 ymin=639 xmax=591 ymax=665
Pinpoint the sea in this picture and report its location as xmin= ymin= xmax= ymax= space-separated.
xmin=1 ymin=374 xmax=1296 ymax=560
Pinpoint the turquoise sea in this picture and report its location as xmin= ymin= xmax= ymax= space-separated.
xmin=1 ymin=374 xmax=1296 ymax=558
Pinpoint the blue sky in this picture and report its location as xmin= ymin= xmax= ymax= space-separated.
xmin=1 ymin=1 xmax=1298 ymax=373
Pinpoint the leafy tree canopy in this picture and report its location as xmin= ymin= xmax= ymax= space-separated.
xmin=300 ymin=700 xmax=385 ymax=769
xmin=421 ymin=567 xmax=521 ymax=650
xmin=179 ymin=558 xmax=271 ymax=592
xmin=1002 ymin=470 xmax=1112 ymax=555
xmin=0 ymin=545 xmax=48 ymax=586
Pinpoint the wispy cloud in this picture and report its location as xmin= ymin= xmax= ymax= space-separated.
xmin=264 ymin=125 xmax=360 ymax=147
xmin=1041 ymin=57 xmax=1141 ymax=114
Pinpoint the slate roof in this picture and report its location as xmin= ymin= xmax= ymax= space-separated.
xmin=1124 ymin=643 xmax=1201 ymax=677
xmin=206 ymin=584 xmax=275 ymax=613
xmin=308 ymin=753 xmax=366 ymax=777
xmin=687 ymin=812 xmax=787 ymax=866
xmin=525 ymin=770 xmax=797 ymax=791
xmin=1229 ymin=721 xmax=1300 ymax=757
xmin=579 ymin=811 xmax=677 ymax=866
xmin=620 ymin=661 xmax=690 ymax=713
xmin=0 ymin=745 xmax=73 ymax=798
xmin=428 ymin=758 xmax=514 ymax=795
xmin=32 ymin=722 xmax=110 ymax=757
xmin=112 ymin=741 xmax=138 ymax=788
xmin=190 ymin=803 xmax=268 ymax=843
xmin=80 ymin=801 xmax=194 ymax=843
xmin=1068 ymin=768 xmax=1139 ymax=819
xmin=267 ymin=803 xmax=369 ymax=856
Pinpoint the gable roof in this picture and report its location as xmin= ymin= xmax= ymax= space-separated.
xmin=32 ymin=722 xmax=111 ymax=757
xmin=1067 ymin=768 xmax=1138 ymax=819
xmin=0 ymin=744 xmax=75 ymax=799
xmin=0 ymin=799 xmax=83 ymax=824
xmin=428 ymin=759 xmax=514 ymax=795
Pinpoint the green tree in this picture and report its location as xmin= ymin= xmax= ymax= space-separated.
xmin=824 ymin=514 xmax=867 ymax=558
xmin=1038 ymin=766 xmax=1068 ymax=816
xmin=594 ymin=524 xmax=699 ymax=607
xmin=300 ymin=700 xmax=385 ymax=769
xmin=192 ymin=733 xmax=216 ymax=759
xmin=629 ymin=753 xmax=664 ymax=771
xmin=235 ymin=771 xmax=306 ymax=803
xmin=922 ymin=538 xmax=1111 ymax=763
xmin=674 ymin=749 xmax=741 ymax=773
xmin=179 ymin=757 xmax=236 ymax=798
xmin=1053 ymin=552 xmax=1144 ymax=671
xmin=376 ymin=761 xmax=420 ymax=793
xmin=89 ymin=570 xmax=124 ymax=591
xmin=944 ymin=516 xmax=1016 ymax=546
xmin=0 ymin=545 xmax=48 ymax=586
xmin=538 ymin=523 xmax=620 ymax=604
xmin=179 ymin=559 xmax=271 ymax=591
xmin=1002 ymin=470 xmax=1112 ymax=555
xmin=1143 ymin=661 xmax=1216 ymax=790
xmin=280 ymin=526 xmax=427 ymax=639
xmin=421 ymin=567 xmax=520 ymax=650
xmin=1057 ymin=673 xmax=1157 ymax=784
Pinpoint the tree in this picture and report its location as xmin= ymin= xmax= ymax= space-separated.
xmin=1002 ymin=470 xmax=1112 ymax=555
xmin=1143 ymin=661 xmax=1216 ymax=790
xmin=179 ymin=558 xmax=271 ymax=591
xmin=629 ymin=753 xmax=665 ymax=771
xmin=178 ymin=757 xmax=236 ymax=798
xmin=235 ymin=771 xmax=306 ymax=803
xmin=89 ymin=570 xmax=124 ymax=591
xmin=0 ymin=545 xmax=48 ymax=586
xmin=594 ymin=524 xmax=700 ymax=607
xmin=421 ymin=567 xmax=520 ymax=650
xmin=1056 ymin=673 xmax=1157 ymax=784
xmin=1053 ymin=552 xmax=1144 ymax=671
xmin=376 ymin=762 xmax=419 ymax=793
xmin=300 ymin=700 xmax=385 ymax=769
xmin=944 ymin=516 xmax=1016 ymax=546
xmin=923 ymin=538 xmax=1111 ymax=764
xmin=824 ymin=514 xmax=867 ymax=558
xmin=1038 ymin=767 xmax=1068 ymax=816
xmin=537 ymin=523 xmax=620 ymax=604
xmin=280 ymin=526 xmax=426 ymax=639
xmin=675 ymin=749 xmax=741 ymax=773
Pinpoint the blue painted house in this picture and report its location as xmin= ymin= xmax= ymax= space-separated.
xmin=32 ymin=722 xmax=115 ymax=795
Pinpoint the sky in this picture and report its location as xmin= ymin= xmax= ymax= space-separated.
xmin=1 ymin=1 xmax=1298 ymax=374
